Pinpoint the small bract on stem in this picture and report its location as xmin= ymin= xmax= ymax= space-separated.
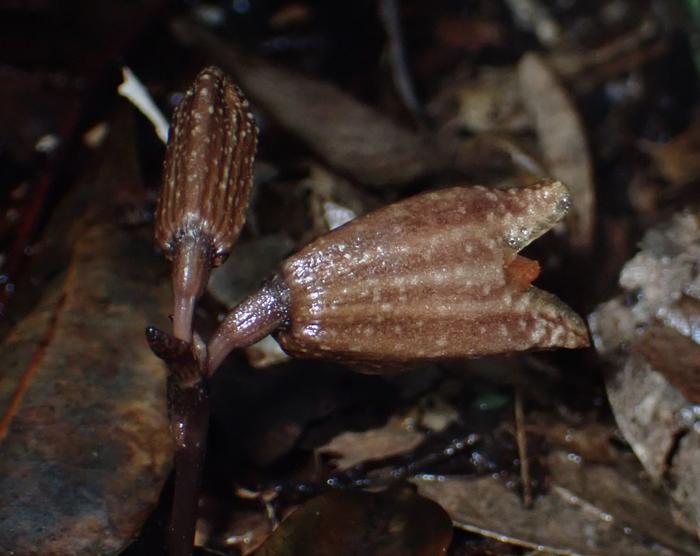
xmin=147 ymin=67 xmax=589 ymax=556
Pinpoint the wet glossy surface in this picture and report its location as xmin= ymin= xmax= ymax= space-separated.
xmin=156 ymin=66 xmax=258 ymax=264
xmin=276 ymin=180 xmax=588 ymax=366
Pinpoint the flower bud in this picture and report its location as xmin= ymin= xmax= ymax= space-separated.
xmin=155 ymin=66 xmax=258 ymax=340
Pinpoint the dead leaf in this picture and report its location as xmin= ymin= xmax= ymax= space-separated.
xmin=0 ymin=220 xmax=172 ymax=555
xmin=171 ymin=18 xmax=444 ymax=188
xmin=318 ymin=415 xmax=425 ymax=471
xmin=0 ymin=117 xmax=173 ymax=555
xmin=634 ymin=324 xmax=700 ymax=403
xmin=317 ymin=386 xmax=461 ymax=472
xmin=255 ymin=489 xmax=453 ymax=556
xmin=589 ymin=212 xmax=700 ymax=534
xmin=415 ymin=450 xmax=700 ymax=556
xmin=518 ymin=52 xmax=595 ymax=253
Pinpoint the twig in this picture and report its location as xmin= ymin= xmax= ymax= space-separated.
xmin=514 ymin=385 xmax=533 ymax=508
xmin=378 ymin=0 xmax=426 ymax=128
xmin=118 ymin=66 xmax=169 ymax=143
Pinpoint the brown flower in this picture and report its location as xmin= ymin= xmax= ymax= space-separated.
xmin=155 ymin=66 xmax=258 ymax=340
xmin=206 ymin=180 xmax=589 ymax=372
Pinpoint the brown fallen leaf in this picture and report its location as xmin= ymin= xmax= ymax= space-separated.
xmin=318 ymin=415 xmax=425 ymax=471
xmin=171 ymin=18 xmax=444 ymax=188
xmin=518 ymin=52 xmax=595 ymax=254
xmin=415 ymin=450 xmax=700 ymax=556
xmin=255 ymin=489 xmax=453 ymax=556
xmin=634 ymin=324 xmax=700 ymax=404
xmin=643 ymin=112 xmax=700 ymax=189
xmin=317 ymin=385 xmax=460 ymax=473
xmin=0 ymin=115 xmax=173 ymax=555
xmin=589 ymin=212 xmax=700 ymax=535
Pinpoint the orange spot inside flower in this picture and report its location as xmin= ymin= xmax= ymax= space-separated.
xmin=505 ymin=255 xmax=540 ymax=290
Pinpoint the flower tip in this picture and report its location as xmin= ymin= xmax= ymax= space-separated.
xmin=155 ymin=66 xmax=258 ymax=264
xmin=526 ymin=288 xmax=591 ymax=351
xmin=505 ymin=179 xmax=573 ymax=252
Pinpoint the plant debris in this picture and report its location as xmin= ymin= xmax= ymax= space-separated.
xmin=590 ymin=212 xmax=700 ymax=535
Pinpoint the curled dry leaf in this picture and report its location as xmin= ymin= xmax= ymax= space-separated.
xmin=255 ymin=489 xmax=453 ymax=556
xmin=207 ymin=179 xmax=589 ymax=372
xmin=589 ymin=212 xmax=700 ymax=534
xmin=171 ymin=19 xmax=442 ymax=188
xmin=156 ymin=66 xmax=258 ymax=340
xmin=518 ymin=52 xmax=595 ymax=254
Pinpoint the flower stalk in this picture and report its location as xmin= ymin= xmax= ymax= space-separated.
xmin=149 ymin=66 xmax=258 ymax=556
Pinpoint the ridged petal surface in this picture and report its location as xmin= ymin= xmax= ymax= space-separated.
xmin=156 ymin=66 xmax=258 ymax=264
xmin=276 ymin=180 xmax=588 ymax=364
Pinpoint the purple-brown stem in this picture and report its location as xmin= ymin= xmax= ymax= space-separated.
xmin=167 ymin=379 xmax=209 ymax=556
xmin=207 ymin=275 xmax=290 ymax=374
xmin=171 ymin=235 xmax=212 ymax=342
xmin=146 ymin=326 xmax=209 ymax=556
xmin=152 ymin=66 xmax=259 ymax=556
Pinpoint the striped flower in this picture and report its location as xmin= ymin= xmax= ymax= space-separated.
xmin=207 ymin=179 xmax=589 ymax=372
xmin=155 ymin=66 xmax=258 ymax=340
